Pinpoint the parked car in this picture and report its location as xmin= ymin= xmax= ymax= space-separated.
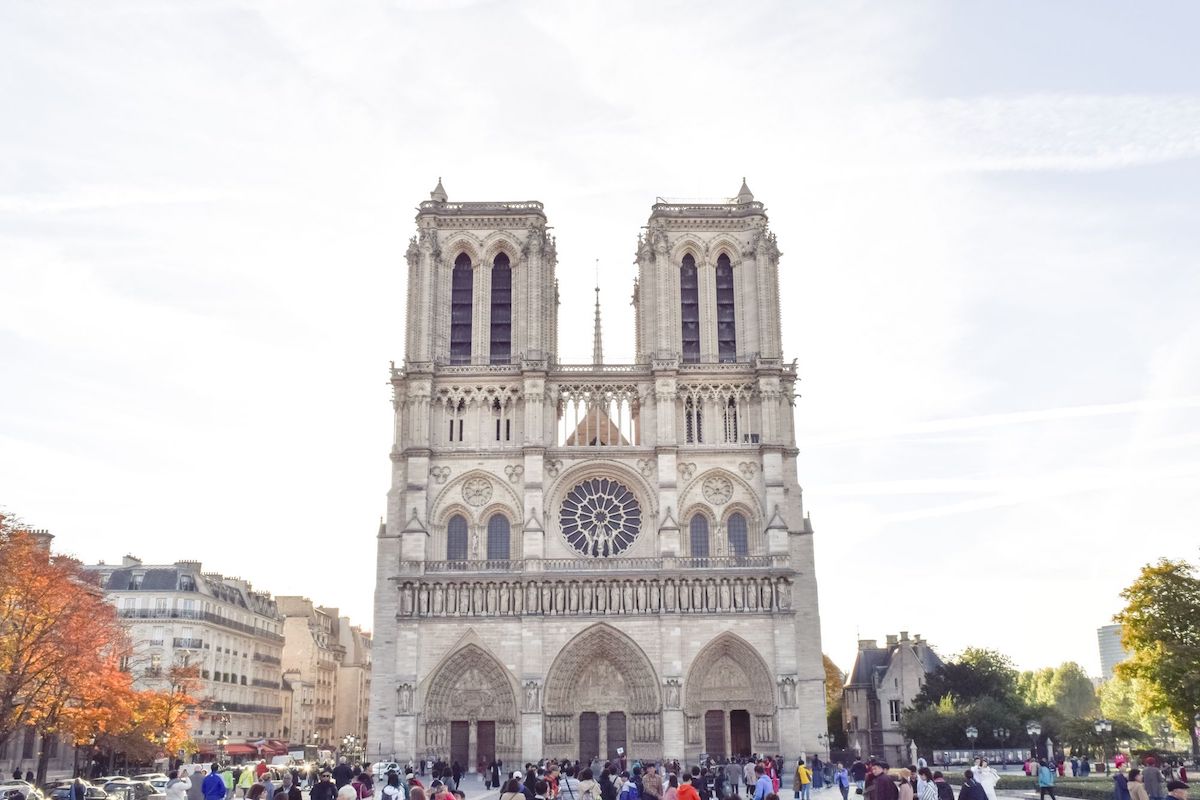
xmin=100 ymin=783 xmax=162 ymax=800
xmin=49 ymin=785 xmax=109 ymax=800
xmin=0 ymin=781 xmax=41 ymax=800
xmin=371 ymin=763 xmax=400 ymax=779
xmin=128 ymin=779 xmax=165 ymax=787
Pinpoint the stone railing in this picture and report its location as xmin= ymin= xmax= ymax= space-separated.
xmin=418 ymin=200 xmax=545 ymax=214
xmin=394 ymin=574 xmax=794 ymax=619
xmin=408 ymin=555 xmax=787 ymax=575
xmin=650 ymin=200 xmax=765 ymax=218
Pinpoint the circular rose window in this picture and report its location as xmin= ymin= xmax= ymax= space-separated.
xmin=559 ymin=477 xmax=642 ymax=557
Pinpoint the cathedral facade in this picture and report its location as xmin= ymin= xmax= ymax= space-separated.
xmin=368 ymin=180 xmax=825 ymax=769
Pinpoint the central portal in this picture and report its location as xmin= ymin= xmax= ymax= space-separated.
xmin=543 ymin=624 xmax=663 ymax=761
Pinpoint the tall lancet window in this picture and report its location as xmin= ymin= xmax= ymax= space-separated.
xmin=490 ymin=252 xmax=512 ymax=364
xmin=727 ymin=512 xmax=749 ymax=556
xmin=715 ymin=253 xmax=736 ymax=362
xmin=450 ymin=253 xmax=473 ymax=364
xmin=690 ymin=515 xmax=710 ymax=559
xmin=446 ymin=514 xmax=468 ymax=561
xmin=680 ymin=254 xmax=700 ymax=363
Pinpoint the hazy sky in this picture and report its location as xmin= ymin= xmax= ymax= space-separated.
xmin=3 ymin=1 xmax=1199 ymax=677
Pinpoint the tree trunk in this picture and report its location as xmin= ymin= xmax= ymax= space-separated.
xmin=35 ymin=739 xmax=50 ymax=787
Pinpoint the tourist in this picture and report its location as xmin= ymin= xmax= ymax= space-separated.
xmin=620 ymin=773 xmax=640 ymax=800
xmin=338 ymin=786 xmax=359 ymax=800
xmin=409 ymin=789 xmax=426 ymax=800
xmin=850 ymin=762 xmax=867 ymax=795
xmin=1143 ymin=760 xmax=1166 ymax=800
xmin=973 ymin=760 xmax=998 ymax=800
xmin=679 ymin=775 xmax=702 ymax=800
xmin=1115 ymin=767 xmax=1131 ymax=800
xmin=916 ymin=769 xmax=935 ymax=800
xmin=561 ymin=767 xmax=582 ymax=800
xmin=896 ymin=770 xmax=913 ymax=800
xmin=795 ymin=761 xmax=812 ymax=800
xmin=930 ymin=773 xmax=952 ymax=800
xmin=957 ymin=772 xmax=985 ymax=800
xmin=535 ymin=781 xmax=552 ymax=800
xmin=1166 ymin=780 xmax=1189 ymax=800
xmin=166 ymin=769 xmax=193 ymax=800
xmin=383 ymin=771 xmax=405 ymax=800
xmin=1129 ymin=769 xmax=1151 ymax=800
xmin=834 ymin=765 xmax=850 ymax=800
xmin=1036 ymin=761 xmax=1056 ymax=800
xmin=871 ymin=766 xmax=897 ymax=800
xmin=500 ymin=779 xmax=525 ymax=800
xmin=279 ymin=774 xmax=301 ymax=800
xmin=312 ymin=772 xmax=337 ymax=800
xmin=664 ymin=775 xmax=679 ymax=800
xmin=578 ymin=770 xmax=601 ymax=800
xmin=752 ymin=766 xmax=773 ymax=800
xmin=333 ymin=760 xmax=355 ymax=790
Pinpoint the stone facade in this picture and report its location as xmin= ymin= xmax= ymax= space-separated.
xmin=278 ymin=597 xmax=344 ymax=748
xmin=369 ymin=181 xmax=826 ymax=768
xmin=843 ymin=633 xmax=942 ymax=765
xmin=335 ymin=618 xmax=373 ymax=747
xmin=82 ymin=556 xmax=286 ymax=754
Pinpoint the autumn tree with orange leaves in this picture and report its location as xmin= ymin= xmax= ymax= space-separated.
xmin=0 ymin=510 xmax=198 ymax=779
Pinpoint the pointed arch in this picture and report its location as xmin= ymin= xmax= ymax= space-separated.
xmin=420 ymin=641 xmax=521 ymax=764
xmin=715 ymin=251 xmax=736 ymax=362
xmin=684 ymin=631 xmax=774 ymax=716
xmin=680 ymin=253 xmax=700 ymax=364
xmin=490 ymin=251 xmax=513 ymax=364
xmin=543 ymin=623 xmax=661 ymax=715
xmin=450 ymin=252 xmax=473 ymax=365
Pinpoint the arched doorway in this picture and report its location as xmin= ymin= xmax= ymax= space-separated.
xmin=543 ymin=623 xmax=662 ymax=763
xmin=684 ymin=633 xmax=776 ymax=759
xmin=422 ymin=643 xmax=519 ymax=771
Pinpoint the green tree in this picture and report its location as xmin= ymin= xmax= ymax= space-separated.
xmin=1048 ymin=662 xmax=1098 ymax=719
xmin=824 ymin=654 xmax=848 ymax=748
xmin=1115 ymin=558 xmax=1200 ymax=758
xmin=915 ymin=647 xmax=1021 ymax=710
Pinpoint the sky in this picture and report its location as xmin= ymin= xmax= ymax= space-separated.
xmin=2 ymin=1 xmax=1199 ymax=678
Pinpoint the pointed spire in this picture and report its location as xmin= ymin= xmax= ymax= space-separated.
xmin=430 ymin=177 xmax=447 ymax=203
xmin=592 ymin=261 xmax=604 ymax=366
xmin=736 ymin=177 xmax=754 ymax=204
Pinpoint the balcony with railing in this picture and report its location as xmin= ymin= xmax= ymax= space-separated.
xmin=117 ymin=608 xmax=284 ymax=643
xmin=252 ymin=652 xmax=281 ymax=665
xmin=173 ymin=637 xmax=203 ymax=649
xmin=252 ymin=679 xmax=282 ymax=689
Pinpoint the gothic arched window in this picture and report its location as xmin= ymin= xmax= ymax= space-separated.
xmin=490 ymin=252 xmax=512 ymax=364
xmin=450 ymin=253 xmax=473 ymax=365
xmin=680 ymin=254 xmax=700 ymax=363
xmin=446 ymin=514 xmax=468 ymax=561
xmin=690 ymin=515 xmax=710 ymax=559
xmin=486 ymin=514 xmax=510 ymax=561
xmin=728 ymin=512 xmax=749 ymax=556
xmin=715 ymin=253 xmax=736 ymax=362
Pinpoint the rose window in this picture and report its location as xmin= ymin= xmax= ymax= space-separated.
xmin=559 ymin=477 xmax=642 ymax=557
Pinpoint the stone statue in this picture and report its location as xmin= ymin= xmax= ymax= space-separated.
xmin=664 ymin=679 xmax=681 ymax=709
xmin=397 ymin=683 xmax=414 ymax=713
xmin=524 ymin=681 xmax=541 ymax=712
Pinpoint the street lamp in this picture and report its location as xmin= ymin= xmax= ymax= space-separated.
xmin=1094 ymin=719 xmax=1112 ymax=769
xmin=216 ymin=734 xmax=228 ymax=764
xmin=816 ymin=732 xmax=829 ymax=761
xmin=1026 ymin=721 xmax=1042 ymax=759
xmin=994 ymin=728 xmax=1010 ymax=767
xmin=966 ymin=726 xmax=979 ymax=759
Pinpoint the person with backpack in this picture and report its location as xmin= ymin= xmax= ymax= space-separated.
xmin=561 ymin=767 xmax=582 ymax=800
xmin=957 ymin=772 xmax=986 ymax=800
xmin=1036 ymin=761 xmax=1056 ymax=800
xmin=794 ymin=762 xmax=812 ymax=800
xmin=620 ymin=774 xmax=640 ymax=800
xmin=834 ymin=765 xmax=850 ymax=800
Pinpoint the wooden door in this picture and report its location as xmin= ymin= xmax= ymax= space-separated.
xmin=606 ymin=711 xmax=626 ymax=760
xmin=579 ymin=712 xmax=600 ymax=764
xmin=477 ymin=721 xmax=496 ymax=771
xmin=730 ymin=710 xmax=751 ymax=757
xmin=704 ymin=710 xmax=726 ymax=757
xmin=450 ymin=720 xmax=469 ymax=767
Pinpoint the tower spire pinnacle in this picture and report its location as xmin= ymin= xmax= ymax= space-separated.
xmin=592 ymin=261 xmax=603 ymax=366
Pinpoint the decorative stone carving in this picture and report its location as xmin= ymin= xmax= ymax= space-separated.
xmin=422 ymin=644 xmax=518 ymax=755
xmin=778 ymin=675 xmax=797 ymax=707
xmin=738 ymin=462 xmax=758 ymax=478
xmin=523 ymin=680 xmax=541 ymax=712
xmin=664 ymin=678 xmax=681 ymax=709
xmin=462 ymin=477 xmax=492 ymax=507
xmin=429 ymin=466 xmax=451 ymax=484
xmin=702 ymin=475 xmax=733 ymax=505
xmin=545 ymin=459 xmax=563 ymax=478
xmin=397 ymin=682 xmax=414 ymax=713
xmin=637 ymin=458 xmax=655 ymax=478
xmin=544 ymin=623 xmax=661 ymax=715
xmin=678 ymin=462 xmax=696 ymax=480
xmin=504 ymin=464 xmax=524 ymax=484
xmin=685 ymin=632 xmax=776 ymax=717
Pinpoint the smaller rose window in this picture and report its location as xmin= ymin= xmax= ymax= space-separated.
xmin=560 ymin=477 xmax=641 ymax=557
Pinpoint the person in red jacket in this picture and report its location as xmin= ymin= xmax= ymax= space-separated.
xmin=678 ymin=774 xmax=702 ymax=800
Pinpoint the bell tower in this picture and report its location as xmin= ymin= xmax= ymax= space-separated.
xmin=633 ymin=179 xmax=783 ymax=364
xmin=403 ymin=179 xmax=558 ymax=368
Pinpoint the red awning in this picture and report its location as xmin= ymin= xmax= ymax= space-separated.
xmin=224 ymin=744 xmax=257 ymax=756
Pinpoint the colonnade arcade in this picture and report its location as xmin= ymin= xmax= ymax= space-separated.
xmin=414 ymin=625 xmax=778 ymax=765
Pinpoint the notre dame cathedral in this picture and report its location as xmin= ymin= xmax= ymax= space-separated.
xmin=368 ymin=180 xmax=826 ymax=769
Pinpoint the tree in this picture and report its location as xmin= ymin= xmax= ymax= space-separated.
xmin=1049 ymin=662 xmax=1099 ymax=719
xmin=1115 ymin=558 xmax=1200 ymax=758
xmin=0 ymin=515 xmax=129 ymax=760
xmin=915 ymin=648 xmax=1021 ymax=710
xmin=824 ymin=654 xmax=846 ymax=709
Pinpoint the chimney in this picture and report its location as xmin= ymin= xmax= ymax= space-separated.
xmin=857 ymin=639 xmax=878 ymax=650
xmin=30 ymin=529 xmax=55 ymax=551
xmin=900 ymin=631 xmax=909 ymax=641
xmin=886 ymin=634 xmax=899 ymax=647
xmin=122 ymin=554 xmax=142 ymax=567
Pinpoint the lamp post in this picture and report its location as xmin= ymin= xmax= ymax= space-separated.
xmin=1026 ymin=721 xmax=1042 ymax=760
xmin=993 ymin=728 xmax=1010 ymax=767
xmin=1093 ymin=719 xmax=1112 ymax=770
xmin=966 ymin=726 xmax=978 ymax=760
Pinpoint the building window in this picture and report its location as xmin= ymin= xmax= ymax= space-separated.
xmin=723 ymin=397 xmax=738 ymax=443
xmin=490 ymin=253 xmax=512 ymax=364
xmin=715 ymin=253 xmax=736 ymax=362
xmin=680 ymin=254 xmax=700 ymax=363
xmin=684 ymin=397 xmax=702 ymax=444
xmin=22 ymin=727 xmax=35 ymax=759
xmin=727 ymin=512 xmax=749 ymax=556
xmin=689 ymin=516 xmax=710 ymax=559
xmin=486 ymin=515 xmax=510 ymax=561
xmin=889 ymin=699 xmax=901 ymax=722
xmin=446 ymin=515 xmax=468 ymax=561
xmin=450 ymin=253 xmax=473 ymax=365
